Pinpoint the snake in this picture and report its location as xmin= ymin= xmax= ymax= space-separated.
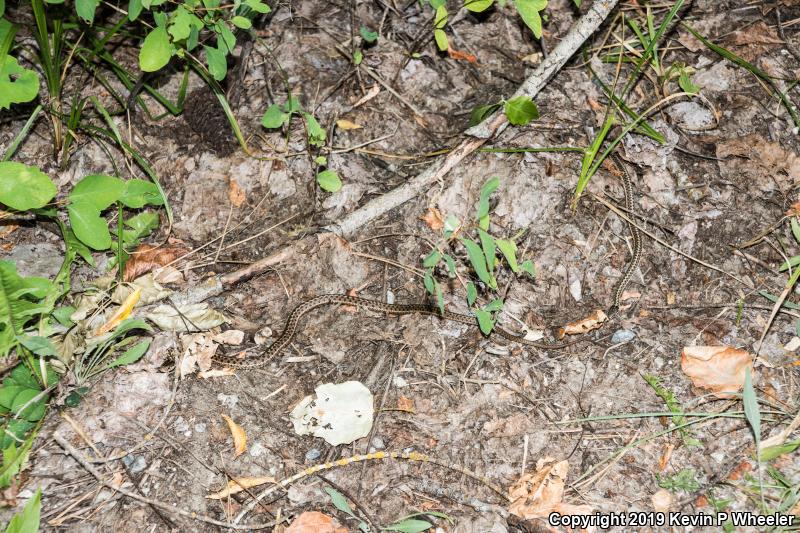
xmin=213 ymin=155 xmax=642 ymax=369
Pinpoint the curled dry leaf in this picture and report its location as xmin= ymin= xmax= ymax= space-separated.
xmin=221 ymin=414 xmax=247 ymax=458
xmin=286 ymin=511 xmax=347 ymax=533
xmin=123 ymin=243 xmax=188 ymax=282
xmin=336 ymin=118 xmax=361 ymax=130
xmin=508 ymin=458 xmax=594 ymax=523
xmin=213 ymin=330 xmax=245 ymax=345
xmin=146 ymin=302 xmax=227 ymax=332
xmin=353 ymin=84 xmax=380 ymax=108
xmin=206 ymin=476 xmax=276 ymax=499
xmin=198 ymin=368 xmax=236 ymax=379
xmin=179 ymin=333 xmax=218 ymax=377
xmin=681 ymin=346 xmax=752 ymax=399
xmin=228 ymin=177 xmax=246 ymax=207
xmin=94 ymin=286 xmax=141 ymax=336
xmin=560 ymin=309 xmax=607 ymax=337
xmin=420 ymin=207 xmax=444 ymax=231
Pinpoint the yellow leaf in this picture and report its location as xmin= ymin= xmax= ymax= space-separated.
xmin=336 ymin=119 xmax=361 ymax=130
xmin=206 ymin=476 xmax=276 ymax=499
xmin=221 ymin=414 xmax=247 ymax=457
xmin=94 ymin=286 xmax=142 ymax=336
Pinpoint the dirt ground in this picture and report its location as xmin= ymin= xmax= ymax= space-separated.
xmin=2 ymin=0 xmax=800 ymax=531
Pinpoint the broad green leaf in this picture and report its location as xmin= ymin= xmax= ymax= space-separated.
xmin=324 ymin=487 xmax=356 ymax=516
xmin=514 ymin=0 xmax=547 ymax=39
xmin=760 ymin=440 xmax=800 ymax=462
xmin=475 ymin=309 xmax=493 ymax=334
xmin=64 ymin=226 xmax=94 ymax=266
xmin=0 ymin=56 xmax=40 ymax=110
xmin=521 ymin=259 xmax=536 ymax=277
xmin=423 ymin=270 xmax=435 ymax=294
xmin=120 ymin=179 xmax=164 ymax=208
xmin=128 ymin=0 xmax=142 ymax=20
xmin=468 ymin=103 xmax=501 ymax=127
xmin=75 ymin=0 xmax=99 ymax=24
xmin=52 ymin=306 xmax=76 ymax=327
xmin=465 ymin=0 xmax=493 ymax=12
xmin=442 ymin=254 xmax=456 ymax=277
xmin=10 ymin=388 xmax=47 ymax=421
xmin=0 ymin=0 xmax=5 ymax=17
xmin=10 ymin=363 xmax=39 ymax=390
xmin=678 ymin=72 xmax=699 ymax=95
xmin=0 ymin=440 xmax=32 ymax=489
xmin=477 ymin=229 xmax=496 ymax=271
xmin=231 ymin=15 xmax=251 ymax=29
xmin=0 ymin=163 xmax=55 ymax=210
xmin=205 ymin=44 xmax=227 ymax=81
xmin=792 ymin=218 xmax=800 ymax=245
xmin=169 ymin=6 xmax=203 ymax=41
xmin=423 ymin=250 xmax=441 ymax=268
xmin=476 ymin=176 xmax=499 ymax=222
xmin=139 ymin=26 xmax=172 ymax=72
xmin=434 ymin=29 xmax=448 ymax=51
xmin=261 ymin=104 xmax=290 ymax=129
xmin=434 ymin=5 xmax=447 ymax=29
xmin=353 ymin=49 xmax=363 ymax=65
xmin=434 ymin=282 xmax=444 ymax=313
xmin=283 ymin=96 xmax=301 ymax=112
xmin=0 ymin=386 xmax=23 ymax=410
xmin=504 ymin=95 xmax=539 ymax=126
xmin=462 ymin=238 xmax=496 ymax=288
xmin=69 ymin=174 xmax=124 ymax=210
xmin=244 ymin=0 xmax=271 ymax=13
xmin=484 ymin=298 xmax=503 ymax=312
xmin=496 ymin=238 xmax=519 ymax=272
xmin=106 ymin=339 xmax=150 ymax=368
xmin=317 ymin=170 xmax=342 ymax=192
xmin=359 ymin=26 xmax=378 ymax=43
xmin=109 ymin=318 xmax=153 ymax=339
xmin=4 ymin=488 xmax=41 ymax=533
xmin=0 ymin=262 xmax=56 ymax=357
xmin=215 ymin=21 xmax=236 ymax=53
xmin=384 ymin=519 xmax=433 ymax=533
xmin=68 ymin=203 xmax=111 ymax=250
xmin=429 ymin=0 xmax=445 ymax=7
xmin=304 ymin=113 xmax=326 ymax=147
xmin=124 ymin=212 xmax=160 ymax=237
xmin=16 ymin=335 xmax=58 ymax=357
xmin=466 ymin=282 xmax=477 ymax=306
xmin=443 ymin=215 xmax=460 ymax=236
xmin=0 ymin=420 xmax=34 ymax=449
xmin=743 ymin=367 xmax=761 ymax=450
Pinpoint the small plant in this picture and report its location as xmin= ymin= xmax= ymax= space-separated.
xmin=422 ymin=177 xmax=536 ymax=335
xmin=325 ymin=487 xmax=453 ymax=532
xmin=642 ymin=373 xmax=701 ymax=446
xmin=657 ymin=468 xmax=701 ymax=493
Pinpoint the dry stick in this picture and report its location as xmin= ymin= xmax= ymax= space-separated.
xmin=53 ymin=433 xmax=275 ymax=531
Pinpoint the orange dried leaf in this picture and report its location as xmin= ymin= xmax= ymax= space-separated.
xmin=94 ymin=286 xmax=142 ymax=336
xmin=228 ymin=177 xmax=246 ymax=208
xmin=397 ymin=396 xmax=415 ymax=411
xmin=681 ymin=346 xmax=752 ymax=399
xmin=560 ymin=309 xmax=607 ymax=337
xmin=286 ymin=511 xmax=346 ymax=533
xmin=420 ymin=207 xmax=444 ymax=231
xmin=353 ymin=84 xmax=380 ymax=108
xmin=508 ymin=458 xmax=568 ymax=519
xmin=221 ymin=414 xmax=247 ymax=458
xmin=447 ymin=47 xmax=478 ymax=63
xmin=336 ymin=119 xmax=362 ymax=130
xmin=123 ymin=243 xmax=188 ymax=282
xmin=206 ymin=476 xmax=276 ymax=499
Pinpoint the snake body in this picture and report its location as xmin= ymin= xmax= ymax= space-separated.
xmin=214 ymin=156 xmax=642 ymax=369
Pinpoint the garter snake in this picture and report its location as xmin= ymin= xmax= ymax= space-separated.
xmin=213 ymin=155 xmax=642 ymax=369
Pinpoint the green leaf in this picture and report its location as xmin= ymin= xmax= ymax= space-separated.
xmin=231 ymin=15 xmax=252 ymax=29
xmin=0 ymin=440 xmax=32 ymax=489
xmin=678 ymin=72 xmax=699 ymax=95
xmin=423 ymin=250 xmax=441 ymax=268
xmin=216 ymin=21 xmax=236 ymax=53
xmin=324 ymin=487 xmax=356 ymax=517
xmin=169 ymin=6 xmax=203 ymax=41
xmin=0 ymin=262 xmax=56 ymax=357
xmin=4 ymin=488 xmax=41 ymax=533
xmin=521 ymin=259 xmax=535 ymax=277
xmin=504 ymin=95 xmax=539 ymax=126
xmin=359 ymin=26 xmax=378 ymax=43
xmin=513 ymin=0 xmax=547 ymax=39
xmin=315 ymin=156 xmax=328 ymax=166
xmin=0 ymin=163 xmax=55 ymax=211
xmin=0 ymin=420 xmax=34 ymax=449
xmin=475 ymin=309 xmax=493 ymax=335
xmin=106 ymin=339 xmax=150 ymax=368
xmin=384 ymin=519 xmax=434 ymax=533
xmin=760 ymin=440 xmax=800 ymax=462
xmin=0 ymin=55 xmax=40 ymax=111
xmin=52 ymin=306 xmax=76 ymax=327
xmin=9 ymin=364 xmax=38 ymax=390
xmin=124 ymin=211 xmax=160 ymax=237
xmin=283 ymin=96 xmax=302 ymax=113
xmin=434 ymin=280 xmax=444 ymax=313
xmin=466 ymin=282 xmax=477 ymax=306
xmin=476 ymin=176 xmax=499 ymax=222
xmin=304 ymin=113 xmax=327 ymax=147
xmin=423 ymin=270 xmax=435 ymax=294
xmin=139 ymin=26 xmax=172 ymax=72
xmin=465 ymin=0 xmax=493 ymax=12
xmin=120 ymin=179 xmax=164 ymax=208
xmin=461 ymin=238 xmax=496 ymax=288
xmin=16 ymin=335 xmax=58 ymax=357
xmin=0 ymin=0 xmax=5 ymax=17
xmin=11 ymin=389 xmax=46 ymax=421
xmin=484 ymin=298 xmax=503 ymax=312
xmin=443 ymin=215 xmax=460 ymax=236
xmin=792 ymin=218 xmax=800 ymax=245
xmin=477 ymin=229 xmax=496 ymax=271
xmin=317 ymin=170 xmax=342 ymax=193
xmin=442 ymin=254 xmax=456 ymax=277
xmin=128 ymin=0 xmax=142 ymax=20
xmin=69 ymin=174 xmax=125 ymax=210
xmin=75 ymin=0 xmax=99 ymax=24
xmin=496 ymin=238 xmax=519 ymax=272
xmin=468 ymin=103 xmax=501 ymax=127
xmin=244 ymin=0 xmax=271 ymax=13
xmin=743 ymin=367 xmax=761 ymax=450
xmin=68 ymin=203 xmax=111 ymax=250
xmin=261 ymin=104 xmax=290 ymax=129
xmin=205 ymin=44 xmax=227 ymax=81
xmin=109 ymin=318 xmax=153 ymax=339
xmin=64 ymin=227 xmax=94 ymax=266
xmin=353 ymin=49 xmax=363 ymax=65
xmin=434 ymin=29 xmax=448 ymax=51
xmin=0 ymin=386 xmax=23 ymax=411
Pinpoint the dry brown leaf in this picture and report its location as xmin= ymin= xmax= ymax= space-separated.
xmin=420 ymin=207 xmax=444 ymax=231
xmin=221 ymin=415 xmax=247 ymax=458
xmin=213 ymin=330 xmax=245 ymax=345
xmin=652 ymin=489 xmax=673 ymax=513
xmin=336 ymin=119 xmax=361 ymax=130
xmin=727 ymin=21 xmax=782 ymax=46
xmin=695 ymin=494 xmax=709 ymax=508
xmin=726 ymin=460 xmax=752 ymax=481
xmin=206 ymin=476 xmax=276 ymax=499
xmin=680 ymin=346 xmax=752 ymax=398
xmin=508 ymin=458 xmax=568 ymax=519
xmin=353 ymin=85 xmax=380 ymax=108
xmin=124 ymin=243 xmax=188 ymax=282
xmin=397 ymin=395 xmax=415 ymax=411
xmin=228 ymin=177 xmax=246 ymax=207
xmin=786 ymin=203 xmax=800 ymax=217
xmin=658 ymin=443 xmax=674 ymax=471
xmin=447 ymin=47 xmax=477 ymax=63
xmin=198 ymin=368 xmax=236 ymax=379
xmin=286 ymin=511 xmax=347 ymax=533
xmin=560 ymin=309 xmax=607 ymax=337
xmin=94 ymin=286 xmax=142 ymax=336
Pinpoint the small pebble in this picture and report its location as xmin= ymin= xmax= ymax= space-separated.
xmin=611 ymin=329 xmax=636 ymax=344
xmin=122 ymin=454 xmax=147 ymax=474
xmin=194 ymin=423 xmax=207 ymax=433
xmin=305 ymin=448 xmax=321 ymax=462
